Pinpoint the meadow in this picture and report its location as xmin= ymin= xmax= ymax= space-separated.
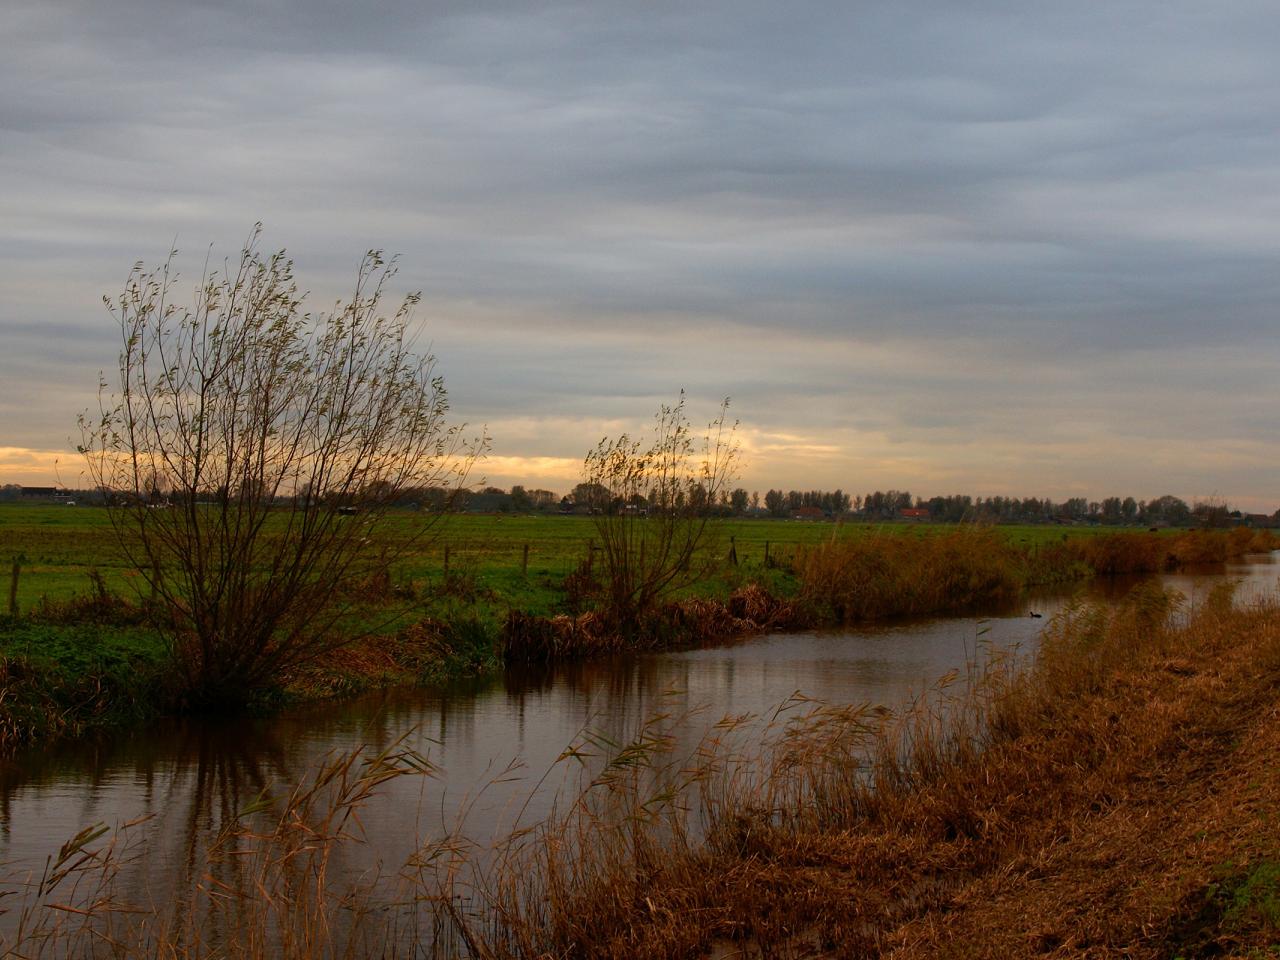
xmin=0 ymin=503 xmax=1159 ymax=615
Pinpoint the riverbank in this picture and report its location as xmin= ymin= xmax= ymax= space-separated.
xmin=0 ymin=523 xmax=1275 ymax=750
xmin=435 ymin=586 xmax=1280 ymax=958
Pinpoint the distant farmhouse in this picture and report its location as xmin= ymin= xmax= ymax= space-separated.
xmin=791 ymin=506 xmax=826 ymax=521
xmin=21 ymin=486 xmax=75 ymax=502
xmin=4 ymin=485 xmax=77 ymax=504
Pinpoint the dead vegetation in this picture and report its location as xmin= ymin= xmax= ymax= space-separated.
xmin=793 ymin=526 xmax=1026 ymax=623
xmin=794 ymin=526 xmax=1279 ymax=625
xmin=1070 ymin=526 xmax=1277 ymax=575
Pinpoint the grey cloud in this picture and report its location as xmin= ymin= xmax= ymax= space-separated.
xmin=2 ymin=0 xmax=1279 ymax=504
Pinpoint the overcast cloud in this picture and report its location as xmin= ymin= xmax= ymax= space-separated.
xmin=2 ymin=1 xmax=1278 ymax=506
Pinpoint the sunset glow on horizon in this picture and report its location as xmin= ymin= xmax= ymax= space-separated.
xmin=2 ymin=2 xmax=1277 ymax=511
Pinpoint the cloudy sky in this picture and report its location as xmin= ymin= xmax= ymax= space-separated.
xmin=3 ymin=1 xmax=1278 ymax=508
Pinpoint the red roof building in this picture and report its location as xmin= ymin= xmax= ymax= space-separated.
xmin=791 ymin=506 xmax=827 ymax=521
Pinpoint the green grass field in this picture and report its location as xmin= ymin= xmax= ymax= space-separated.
xmin=0 ymin=503 xmax=1142 ymax=616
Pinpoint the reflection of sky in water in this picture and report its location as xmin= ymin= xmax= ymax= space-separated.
xmin=1 ymin=553 xmax=1276 ymax=908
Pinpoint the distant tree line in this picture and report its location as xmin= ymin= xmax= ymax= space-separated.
xmin=858 ymin=491 xmax=1269 ymax=527
xmin=762 ymin=489 xmax=852 ymax=517
xmin=432 ymin=485 xmax=1274 ymax=527
xmin=3 ymin=481 xmax=1276 ymax=528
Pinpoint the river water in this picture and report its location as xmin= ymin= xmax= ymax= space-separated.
xmin=1 ymin=553 xmax=1276 ymax=916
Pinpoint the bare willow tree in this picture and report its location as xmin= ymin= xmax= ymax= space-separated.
xmin=583 ymin=394 xmax=739 ymax=634
xmin=80 ymin=227 xmax=481 ymax=707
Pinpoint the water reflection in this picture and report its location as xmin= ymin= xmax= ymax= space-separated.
xmin=1 ymin=552 xmax=1275 ymax=912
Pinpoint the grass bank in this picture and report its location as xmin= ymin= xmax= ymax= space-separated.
xmin=6 ymin=588 xmax=1280 ymax=957
xmin=0 ymin=618 xmax=169 ymax=745
xmin=0 ymin=505 xmax=1275 ymax=750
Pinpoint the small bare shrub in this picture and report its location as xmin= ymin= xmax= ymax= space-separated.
xmin=583 ymin=394 xmax=739 ymax=636
xmin=79 ymin=227 xmax=483 ymax=708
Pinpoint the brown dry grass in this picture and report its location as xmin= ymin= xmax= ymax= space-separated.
xmin=793 ymin=526 xmax=1026 ymax=623
xmin=795 ymin=526 xmax=1279 ymax=623
xmin=1071 ymin=527 xmax=1278 ymax=575
xmin=873 ymin=591 xmax=1280 ymax=959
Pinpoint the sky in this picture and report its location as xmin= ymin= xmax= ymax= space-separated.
xmin=2 ymin=1 xmax=1278 ymax=509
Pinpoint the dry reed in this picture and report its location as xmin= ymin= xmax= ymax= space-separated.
xmin=794 ymin=526 xmax=1025 ymax=623
xmin=1070 ymin=527 xmax=1277 ymax=575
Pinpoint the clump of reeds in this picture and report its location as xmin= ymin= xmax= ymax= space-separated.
xmin=0 ymin=655 xmax=84 ymax=747
xmin=505 ymin=525 xmax=1277 ymax=663
xmin=724 ymin=581 xmax=798 ymax=627
xmin=793 ymin=526 xmax=1278 ymax=624
xmin=1019 ymin=537 xmax=1092 ymax=584
xmin=1068 ymin=526 xmax=1279 ymax=576
xmin=1068 ymin=530 xmax=1172 ymax=574
xmin=1177 ymin=525 xmax=1272 ymax=559
xmin=0 ymin=817 xmax=150 ymax=958
xmin=501 ymin=608 xmax=612 ymax=662
xmin=0 ymin=648 xmax=166 ymax=750
xmin=189 ymin=738 xmax=438 ymax=957
xmin=416 ymin=692 xmax=879 ymax=958
xmin=794 ymin=526 xmax=1024 ymax=624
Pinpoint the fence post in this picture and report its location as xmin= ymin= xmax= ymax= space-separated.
xmin=764 ymin=540 xmax=771 ymax=569
xmin=443 ymin=545 xmax=450 ymax=579
xmin=8 ymin=555 xmax=19 ymax=617
xmin=728 ymin=535 xmax=738 ymax=566
xmin=522 ymin=543 xmax=529 ymax=576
